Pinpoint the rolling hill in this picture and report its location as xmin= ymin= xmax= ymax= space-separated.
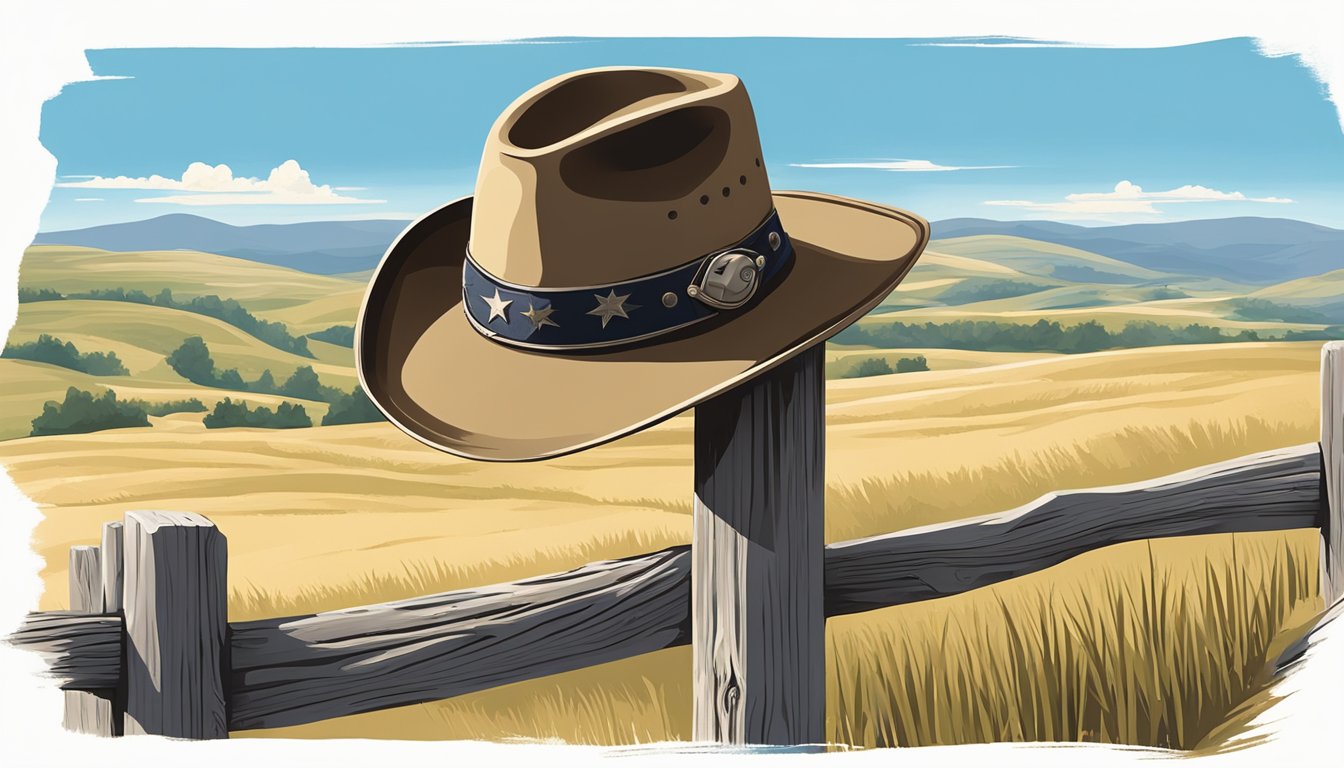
xmin=6 ymin=224 xmax=1340 ymax=442
xmin=933 ymin=217 xmax=1344 ymax=283
xmin=33 ymin=213 xmax=1344 ymax=284
xmin=32 ymin=214 xmax=410 ymax=275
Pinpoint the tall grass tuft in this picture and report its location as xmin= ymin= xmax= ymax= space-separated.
xmin=826 ymin=531 xmax=1320 ymax=750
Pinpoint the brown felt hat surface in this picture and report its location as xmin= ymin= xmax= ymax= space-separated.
xmin=355 ymin=67 xmax=929 ymax=461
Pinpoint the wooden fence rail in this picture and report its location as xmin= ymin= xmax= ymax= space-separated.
xmin=9 ymin=341 xmax=1343 ymax=739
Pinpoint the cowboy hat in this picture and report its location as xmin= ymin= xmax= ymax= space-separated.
xmin=356 ymin=66 xmax=929 ymax=461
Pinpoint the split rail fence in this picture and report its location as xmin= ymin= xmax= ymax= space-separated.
xmin=10 ymin=342 xmax=1344 ymax=740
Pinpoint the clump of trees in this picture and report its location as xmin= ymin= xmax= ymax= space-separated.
xmin=835 ymin=319 xmax=1270 ymax=353
xmin=165 ymin=337 xmax=343 ymax=401
xmin=203 ymin=398 xmax=311 ymax=429
xmin=70 ymin=287 xmax=312 ymax=357
xmin=30 ymin=387 xmax=149 ymax=436
xmin=18 ymin=288 xmax=63 ymax=303
xmin=3 ymin=334 xmax=128 ymax=375
xmin=841 ymin=355 xmax=930 ymax=379
xmin=321 ymin=385 xmax=385 ymax=425
xmin=308 ymin=324 xmax=355 ymax=348
xmin=163 ymin=337 xmax=383 ymax=427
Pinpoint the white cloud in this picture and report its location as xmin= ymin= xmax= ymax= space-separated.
xmin=56 ymin=160 xmax=383 ymax=205
xmin=985 ymin=180 xmax=1293 ymax=218
xmin=790 ymin=158 xmax=1015 ymax=172
xmin=73 ymin=197 xmax=103 ymax=202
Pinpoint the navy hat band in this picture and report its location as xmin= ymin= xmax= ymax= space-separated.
xmin=462 ymin=210 xmax=794 ymax=351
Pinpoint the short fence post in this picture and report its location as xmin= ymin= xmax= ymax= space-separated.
xmin=122 ymin=510 xmax=229 ymax=739
xmin=1322 ymin=341 xmax=1343 ymax=606
xmin=692 ymin=345 xmax=826 ymax=745
xmin=63 ymin=542 xmax=119 ymax=736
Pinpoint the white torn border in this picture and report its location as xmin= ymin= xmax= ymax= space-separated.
xmin=1 ymin=1 xmax=1341 ymax=766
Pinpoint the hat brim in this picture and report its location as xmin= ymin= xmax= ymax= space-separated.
xmin=356 ymin=190 xmax=929 ymax=461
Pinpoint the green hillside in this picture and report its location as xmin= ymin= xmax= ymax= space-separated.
xmin=8 ymin=300 xmax=356 ymax=388
xmin=930 ymin=235 xmax=1169 ymax=283
xmin=20 ymin=245 xmax=361 ymax=313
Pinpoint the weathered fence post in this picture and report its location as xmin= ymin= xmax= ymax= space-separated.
xmin=122 ymin=510 xmax=229 ymax=739
xmin=1322 ymin=341 xmax=1343 ymax=606
xmin=63 ymin=541 xmax=119 ymax=736
xmin=692 ymin=345 xmax=825 ymax=745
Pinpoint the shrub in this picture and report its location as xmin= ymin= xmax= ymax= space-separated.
xmin=322 ymin=385 xmax=387 ymax=425
xmin=165 ymin=336 xmax=222 ymax=385
xmin=894 ymin=355 xmax=929 ymax=373
xmin=278 ymin=365 xmax=345 ymax=403
xmin=30 ymin=387 xmax=149 ymax=436
xmin=203 ymin=398 xmax=312 ymax=429
xmin=309 ymin=325 xmax=356 ymax=347
xmin=845 ymin=357 xmax=894 ymax=378
xmin=3 ymin=334 xmax=129 ymax=375
xmin=841 ymin=355 xmax=929 ymax=379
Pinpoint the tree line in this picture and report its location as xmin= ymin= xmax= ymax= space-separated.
xmin=832 ymin=318 xmax=1344 ymax=353
xmin=3 ymin=334 xmax=128 ymax=375
xmin=37 ymin=286 xmax=314 ymax=357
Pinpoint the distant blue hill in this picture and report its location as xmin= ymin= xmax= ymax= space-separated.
xmin=932 ymin=216 xmax=1344 ymax=284
xmin=33 ymin=213 xmax=412 ymax=275
xmin=34 ymin=213 xmax=1344 ymax=284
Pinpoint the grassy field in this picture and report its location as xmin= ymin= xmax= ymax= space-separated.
xmin=2 ymin=342 xmax=1321 ymax=606
xmin=3 ymin=240 xmax=1334 ymax=750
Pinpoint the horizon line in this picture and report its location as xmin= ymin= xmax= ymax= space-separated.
xmin=33 ymin=210 xmax=1344 ymax=235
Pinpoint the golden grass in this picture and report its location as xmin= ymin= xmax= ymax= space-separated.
xmin=8 ymin=343 xmax=1320 ymax=616
xmin=826 ymin=531 xmax=1319 ymax=750
xmin=824 ymin=415 xmax=1305 ymax=542
xmin=241 ymin=530 xmax=1320 ymax=747
xmin=229 ymin=526 xmax=686 ymax=620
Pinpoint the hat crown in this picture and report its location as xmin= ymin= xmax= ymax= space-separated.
xmin=469 ymin=67 xmax=775 ymax=288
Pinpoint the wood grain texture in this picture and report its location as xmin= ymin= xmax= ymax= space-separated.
xmin=228 ymin=544 xmax=689 ymax=730
xmin=1322 ymin=342 xmax=1343 ymax=605
xmin=691 ymin=346 xmax=825 ymax=745
xmin=122 ymin=510 xmax=229 ymax=739
xmin=825 ymin=443 xmax=1323 ymax=615
xmin=11 ymin=445 xmax=1324 ymax=734
xmin=63 ymin=545 xmax=118 ymax=736
xmin=101 ymin=521 xmax=124 ymax=613
xmin=68 ymin=546 xmax=100 ymax=613
xmin=11 ymin=612 xmax=123 ymax=689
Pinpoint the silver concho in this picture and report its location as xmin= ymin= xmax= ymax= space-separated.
xmin=688 ymin=249 xmax=762 ymax=310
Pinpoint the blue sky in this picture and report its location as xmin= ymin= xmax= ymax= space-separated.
xmin=36 ymin=37 xmax=1344 ymax=230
